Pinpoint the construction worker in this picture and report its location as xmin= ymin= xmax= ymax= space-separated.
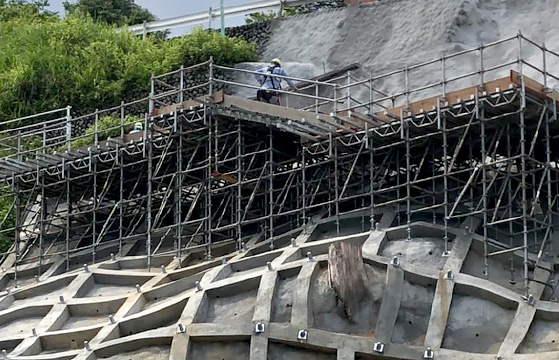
xmin=255 ymin=58 xmax=297 ymax=104
xmin=129 ymin=122 xmax=143 ymax=134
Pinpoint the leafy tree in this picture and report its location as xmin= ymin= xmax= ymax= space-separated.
xmin=0 ymin=0 xmax=55 ymax=21
xmin=0 ymin=14 xmax=257 ymax=120
xmin=63 ymin=0 xmax=156 ymax=26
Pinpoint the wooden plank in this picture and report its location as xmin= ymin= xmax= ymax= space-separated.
xmin=217 ymin=93 xmax=337 ymax=130
xmin=509 ymin=70 xmax=559 ymax=103
xmin=382 ymin=77 xmax=516 ymax=119
xmin=152 ymin=97 xmax=207 ymax=117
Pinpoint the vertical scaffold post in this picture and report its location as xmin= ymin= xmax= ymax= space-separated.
xmin=149 ymin=74 xmax=155 ymax=117
xmin=542 ymin=43 xmax=548 ymax=90
xmin=92 ymin=150 xmax=97 ymax=264
xmin=405 ymin=115 xmax=411 ymax=241
xmin=441 ymin=54 xmax=447 ymax=100
xmin=38 ymin=169 xmax=46 ymax=276
xmin=179 ymin=65 xmax=185 ymax=104
xmin=404 ymin=65 xmax=410 ymax=109
xmin=315 ymin=82 xmax=319 ymax=114
xmin=368 ymin=74 xmax=373 ymax=116
xmin=94 ymin=109 xmax=99 ymax=146
xmin=346 ymin=71 xmax=351 ymax=110
xmin=442 ymin=98 xmax=449 ymax=254
xmin=506 ymin=124 xmax=515 ymax=283
xmin=206 ymin=107 xmax=213 ymax=260
xmin=120 ymin=101 xmax=125 ymax=138
xmin=118 ymin=143 xmax=123 ymax=257
xmin=334 ymin=138 xmax=340 ymax=235
xmin=369 ymin=76 xmax=375 ymax=230
xmin=66 ymin=105 xmax=72 ymax=151
xmin=65 ymin=164 xmax=71 ymax=271
xmin=333 ymin=84 xmax=338 ymax=114
xmin=209 ymin=56 xmax=214 ymax=97
xmin=236 ymin=120 xmax=243 ymax=248
xmin=432 ymin=143 xmax=436 ymax=224
xmin=176 ymin=111 xmax=183 ymax=263
xmin=518 ymin=32 xmax=530 ymax=295
xmin=16 ymin=130 xmax=21 ymax=162
xmin=478 ymin=39 xmax=489 ymax=275
xmin=479 ymin=44 xmax=485 ymax=89
xmin=146 ymin=113 xmax=153 ymax=270
xmin=269 ymin=126 xmax=275 ymax=249
xmin=302 ymin=145 xmax=307 ymax=228
xmin=396 ymin=150 xmax=401 ymax=226
xmin=328 ymin=133 xmax=333 ymax=218
xmin=361 ymin=128 xmax=366 ymax=231
xmin=404 ymin=66 xmax=411 ymax=240
xmin=479 ymin=90 xmax=489 ymax=277
xmin=545 ymin=100 xmax=553 ymax=256
xmin=13 ymin=175 xmax=20 ymax=288
xmin=42 ymin=121 xmax=46 ymax=154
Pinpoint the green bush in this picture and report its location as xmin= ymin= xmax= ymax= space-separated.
xmin=0 ymin=15 xmax=257 ymax=121
xmin=69 ymin=114 xmax=137 ymax=149
xmin=0 ymin=6 xmax=258 ymax=253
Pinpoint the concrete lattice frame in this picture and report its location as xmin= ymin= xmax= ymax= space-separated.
xmin=0 ymin=209 xmax=557 ymax=360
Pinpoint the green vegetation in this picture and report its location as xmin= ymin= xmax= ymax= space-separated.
xmin=68 ymin=114 xmax=137 ymax=149
xmin=63 ymin=0 xmax=155 ymax=26
xmin=0 ymin=0 xmax=258 ymax=253
xmin=0 ymin=14 xmax=257 ymax=121
xmin=245 ymin=10 xmax=277 ymax=24
xmin=245 ymin=6 xmax=311 ymax=24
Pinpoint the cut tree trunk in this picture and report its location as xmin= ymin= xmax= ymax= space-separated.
xmin=328 ymin=241 xmax=367 ymax=320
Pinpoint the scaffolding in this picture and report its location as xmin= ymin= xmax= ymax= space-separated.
xmin=1 ymin=33 xmax=559 ymax=296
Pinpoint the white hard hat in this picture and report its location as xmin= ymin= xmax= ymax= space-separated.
xmin=134 ymin=122 xmax=143 ymax=130
xmin=271 ymin=58 xmax=282 ymax=67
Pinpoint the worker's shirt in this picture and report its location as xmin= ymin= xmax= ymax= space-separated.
xmin=255 ymin=66 xmax=296 ymax=90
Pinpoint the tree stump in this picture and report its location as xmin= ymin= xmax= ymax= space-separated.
xmin=328 ymin=241 xmax=367 ymax=320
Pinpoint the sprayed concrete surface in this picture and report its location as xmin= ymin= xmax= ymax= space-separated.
xmin=11 ymin=287 xmax=62 ymax=307
xmin=83 ymin=284 xmax=137 ymax=298
xmin=98 ymin=345 xmax=170 ymax=359
xmin=204 ymin=289 xmax=257 ymax=324
xmin=268 ymin=342 xmax=336 ymax=360
xmin=391 ymin=279 xmax=435 ymax=345
xmin=442 ymin=294 xmax=516 ymax=353
xmin=271 ymin=273 xmax=298 ymax=322
xmin=0 ymin=316 xmax=43 ymax=338
xmin=517 ymin=318 xmax=559 ymax=353
xmin=61 ymin=315 xmax=107 ymax=330
xmin=380 ymin=237 xmax=448 ymax=269
xmin=188 ymin=340 xmax=250 ymax=360
xmin=311 ymin=264 xmax=385 ymax=335
xmin=461 ymin=246 xmax=529 ymax=294
xmin=261 ymin=0 xmax=559 ymax=105
xmin=308 ymin=218 xmax=370 ymax=242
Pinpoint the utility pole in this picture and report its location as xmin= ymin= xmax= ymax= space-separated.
xmin=220 ymin=0 xmax=225 ymax=35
